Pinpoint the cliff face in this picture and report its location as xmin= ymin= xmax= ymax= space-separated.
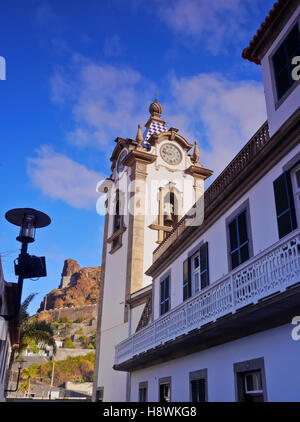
xmin=38 ymin=259 xmax=101 ymax=312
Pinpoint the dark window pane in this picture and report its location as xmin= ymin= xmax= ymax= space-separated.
xmin=183 ymin=284 xmax=189 ymax=301
xmin=183 ymin=259 xmax=191 ymax=300
xmin=165 ymin=299 xmax=169 ymax=313
xmin=276 ymin=67 xmax=292 ymax=98
xmin=201 ymin=272 xmax=208 ymax=290
xmin=238 ymin=211 xmax=248 ymax=245
xmin=165 ymin=276 xmax=169 ymax=298
xmin=200 ymin=244 xmax=207 ymax=270
xmin=274 ymin=172 xmax=297 ymax=238
xmin=183 ymin=260 xmax=188 ymax=283
xmin=245 ymin=374 xmax=254 ymax=391
xmin=160 ymin=276 xmax=170 ymax=315
xmin=229 ymin=220 xmax=238 ymax=251
xmin=278 ymin=212 xmax=293 ymax=238
xmin=286 ymin=25 xmax=300 ymax=58
xmin=273 ymin=44 xmax=286 ymax=73
xmin=274 ymin=174 xmax=290 ymax=215
xmin=160 ymin=384 xmax=170 ymax=402
xmin=160 ymin=281 xmax=164 ymax=301
xmin=240 ymin=243 xmax=250 ymax=264
xmin=139 ymin=388 xmax=147 ymax=402
xmin=231 ymin=250 xmax=240 ymax=270
xmin=191 ymin=379 xmax=206 ymax=402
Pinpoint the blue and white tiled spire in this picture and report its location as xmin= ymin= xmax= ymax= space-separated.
xmin=142 ymin=97 xmax=167 ymax=150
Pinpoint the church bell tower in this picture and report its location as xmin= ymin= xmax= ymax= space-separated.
xmin=93 ymin=98 xmax=213 ymax=402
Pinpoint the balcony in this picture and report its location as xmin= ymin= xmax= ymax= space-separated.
xmin=114 ymin=229 xmax=300 ymax=371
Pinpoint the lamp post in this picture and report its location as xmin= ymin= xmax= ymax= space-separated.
xmin=0 ymin=208 xmax=51 ymax=321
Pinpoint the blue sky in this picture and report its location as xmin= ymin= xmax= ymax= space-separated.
xmin=0 ymin=0 xmax=275 ymax=315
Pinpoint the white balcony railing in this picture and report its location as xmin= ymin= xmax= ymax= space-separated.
xmin=115 ymin=229 xmax=300 ymax=365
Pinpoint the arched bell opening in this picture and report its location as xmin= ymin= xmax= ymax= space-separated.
xmin=163 ymin=191 xmax=179 ymax=228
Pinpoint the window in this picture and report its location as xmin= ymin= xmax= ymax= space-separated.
xmin=244 ymin=371 xmax=263 ymax=395
xmin=163 ymin=192 xmax=178 ymax=227
xmin=160 ymin=275 xmax=170 ymax=315
xmin=108 ymin=189 xmax=126 ymax=253
xmin=113 ymin=189 xmax=121 ymax=233
xmin=139 ymin=382 xmax=148 ymax=402
xmin=272 ymin=23 xmax=300 ymax=100
xmin=234 ymin=358 xmax=267 ymax=402
xmin=190 ymin=369 xmax=207 ymax=402
xmin=95 ymin=387 xmax=104 ymax=402
xmin=183 ymin=258 xmax=191 ymax=301
xmin=159 ymin=377 xmax=171 ymax=402
xmin=228 ymin=210 xmax=250 ymax=270
xmin=238 ymin=370 xmax=264 ymax=402
xmin=183 ymin=242 xmax=209 ymax=301
xmin=291 ymin=164 xmax=300 ymax=227
xmin=273 ymin=171 xmax=297 ymax=239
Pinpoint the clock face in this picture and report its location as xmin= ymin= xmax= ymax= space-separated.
xmin=117 ymin=150 xmax=127 ymax=172
xmin=160 ymin=144 xmax=182 ymax=165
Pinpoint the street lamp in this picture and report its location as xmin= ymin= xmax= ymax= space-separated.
xmin=0 ymin=208 xmax=51 ymax=321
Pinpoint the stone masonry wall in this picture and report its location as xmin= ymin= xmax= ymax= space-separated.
xmin=54 ymin=348 xmax=95 ymax=361
xmin=46 ymin=304 xmax=98 ymax=322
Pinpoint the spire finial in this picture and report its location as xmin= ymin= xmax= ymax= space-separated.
xmin=136 ymin=124 xmax=143 ymax=147
xmin=191 ymin=140 xmax=201 ymax=165
xmin=149 ymin=94 xmax=162 ymax=117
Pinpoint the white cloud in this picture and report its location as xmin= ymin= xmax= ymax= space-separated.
xmin=50 ymin=57 xmax=154 ymax=150
xmin=27 ymin=146 xmax=103 ymax=209
xmin=156 ymin=0 xmax=260 ymax=54
xmin=164 ymin=73 xmax=267 ymax=178
xmin=50 ymin=58 xmax=267 ymax=181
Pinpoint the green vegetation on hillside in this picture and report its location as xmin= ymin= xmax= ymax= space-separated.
xmin=21 ymin=353 xmax=95 ymax=387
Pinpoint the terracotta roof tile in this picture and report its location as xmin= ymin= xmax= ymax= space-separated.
xmin=242 ymin=0 xmax=290 ymax=64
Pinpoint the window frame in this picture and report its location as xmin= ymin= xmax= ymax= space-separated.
xmin=271 ymin=22 xmax=300 ymax=102
xmin=191 ymin=251 xmax=200 ymax=295
xmin=234 ymin=358 xmax=267 ymax=402
xmin=138 ymin=381 xmax=148 ymax=402
xmin=228 ymin=209 xmax=250 ymax=270
xmin=158 ymin=376 xmax=171 ymax=402
xmin=290 ymin=162 xmax=300 ymax=228
xmin=189 ymin=369 xmax=208 ymax=402
xmin=226 ymin=199 xmax=253 ymax=272
xmin=273 ymin=170 xmax=297 ymax=239
xmin=184 ymin=242 xmax=209 ymax=301
xmin=159 ymin=272 xmax=170 ymax=316
xmin=95 ymin=387 xmax=104 ymax=402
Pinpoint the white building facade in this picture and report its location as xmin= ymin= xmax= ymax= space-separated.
xmin=94 ymin=0 xmax=300 ymax=402
xmin=0 ymin=258 xmax=18 ymax=402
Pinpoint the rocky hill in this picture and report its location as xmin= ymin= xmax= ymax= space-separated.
xmin=38 ymin=259 xmax=101 ymax=313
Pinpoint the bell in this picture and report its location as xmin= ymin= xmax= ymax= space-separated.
xmin=164 ymin=212 xmax=174 ymax=226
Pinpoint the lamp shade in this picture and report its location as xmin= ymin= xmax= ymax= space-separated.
xmin=5 ymin=208 xmax=51 ymax=243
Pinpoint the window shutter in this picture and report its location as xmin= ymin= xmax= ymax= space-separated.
xmin=183 ymin=258 xmax=191 ymax=301
xmin=273 ymin=172 xmax=297 ymax=239
xmin=165 ymin=276 xmax=169 ymax=313
xmin=160 ymin=276 xmax=170 ymax=315
xmin=200 ymin=242 xmax=209 ymax=289
xmin=228 ymin=210 xmax=250 ymax=270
